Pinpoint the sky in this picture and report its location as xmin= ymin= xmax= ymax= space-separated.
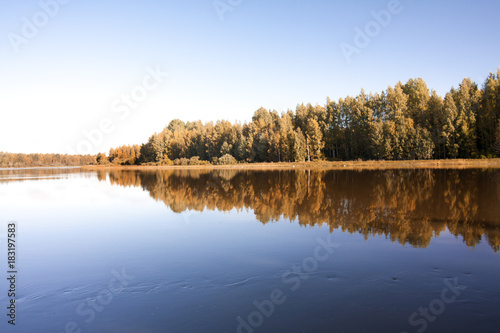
xmin=0 ymin=0 xmax=499 ymax=154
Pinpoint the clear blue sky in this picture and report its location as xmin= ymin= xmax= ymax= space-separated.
xmin=1 ymin=0 xmax=499 ymax=154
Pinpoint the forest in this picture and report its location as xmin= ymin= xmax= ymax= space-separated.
xmin=0 ymin=152 xmax=96 ymax=168
xmin=1 ymin=69 xmax=499 ymax=167
xmin=105 ymin=69 xmax=500 ymax=165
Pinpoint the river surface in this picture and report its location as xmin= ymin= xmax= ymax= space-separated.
xmin=0 ymin=167 xmax=499 ymax=333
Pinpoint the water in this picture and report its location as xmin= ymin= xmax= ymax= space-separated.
xmin=0 ymin=167 xmax=499 ymax=333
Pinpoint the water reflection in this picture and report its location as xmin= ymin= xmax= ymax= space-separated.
xmin=92 ymin=168 xmax=500 ymax=252
xmin=0 ymin=167 xmax=83 ymax=182
xmin=2 ymin=167 xmax=499 ymax=333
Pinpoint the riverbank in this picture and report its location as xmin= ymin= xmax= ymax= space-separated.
xmin=81 ymin=159 xmax=500 ymax=171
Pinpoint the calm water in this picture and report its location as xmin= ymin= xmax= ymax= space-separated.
xmin=0 ymin=167 xmax=499 ymax=333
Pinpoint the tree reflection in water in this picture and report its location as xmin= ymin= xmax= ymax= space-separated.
xmin=96 ymin=168 xmax=500 ymax=252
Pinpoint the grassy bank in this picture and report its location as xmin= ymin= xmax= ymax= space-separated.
xmin=82 ymin=159 xmax=500 ymax=171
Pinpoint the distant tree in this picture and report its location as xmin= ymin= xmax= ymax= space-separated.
xmin=0 ymin=152 xmax=96 ymax=167
xmin=109 ymin=145 xmax=141 ymax=165
xmin=96 ymin=153 xmax=108 ymax=165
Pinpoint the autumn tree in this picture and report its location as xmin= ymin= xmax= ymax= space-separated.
xmin=109 ymin=144 xmax=141 ymax=165
xmin=451 ymin=78 xmax=481 ymax=158
xmin=494 ymin=119 xmax=500 ymax=156
xmin=477 ymin=69 xmax=500 ymax=154
xmin=292 ymin=128 xmax=307 ymax=162
xmin=96 ymin=153 xmax=108 ymax=165
xmin=427 ymin=91 xmax=446 ymax=158
xmin=370 ymin=119 xmax=393 ymax=160
xmin=442 ymin=94 xmax=459 ymax=158
xmin=98 ymin=67 xmax=499 ymax=164
xmin=277 ymin=111 xmax=295 ymax=162
xmin=305 ymin=118 xmax=324 ymax=160
xmin=386 ymin=83 xmax=415 ymax=159
xmin=350 ymin=90 xmax=374 ymax=159
xmin=403 ymin=78 xmax=430 ymax=129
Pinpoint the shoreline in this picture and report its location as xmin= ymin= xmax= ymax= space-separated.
xmin=0 ymin=166 xmax=82 ymax=171
xmin=81 ymin=159 xmax=500 ymax=171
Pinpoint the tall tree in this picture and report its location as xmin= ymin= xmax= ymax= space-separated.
xmin=292 ymin=128 xmax=307 ymax=162
xmin=478 ymin=69 xmax=500 ymax=154
xmin=325 ymin=98 xmax=344 ymax=159
xmin=494 ymin=119 xmax=500 ymax=156
xmin=306 ymin=118 xmax=324 ymax=160
xmin=451 ymin=78 xmax=481 ymax=158
xmin=427 ymin=91 xmax=446 ymax=158
xmin=403 ymin=78 xmax=430 ymax=129
xmin=442 ymin=94 xmax=459 ymax=158
xmin=386 ymin=83 xmax=416 ymax=159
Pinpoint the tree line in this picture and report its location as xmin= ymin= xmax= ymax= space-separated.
xmin=104 ymin=68 xmax=500 ymax=165
xmin=0 ymin=152 xmax=96 ymax=168
xmin=2 ymin=69 xmax=499 ymax=167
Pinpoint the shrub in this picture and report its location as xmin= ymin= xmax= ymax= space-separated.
xmin=174 ymin=158 xmax=190 ymax=165
xmin=218 ymin=154 xmax=237 ymax=165
xmin=190 ymin=156 xmax=200 ymax=164
xmin=159 ymin=157 xmax=173 ymax=165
